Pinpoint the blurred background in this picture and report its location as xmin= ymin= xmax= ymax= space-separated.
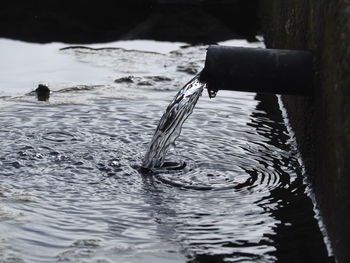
xmin=0 ymin=0 xmax=259 ymax=44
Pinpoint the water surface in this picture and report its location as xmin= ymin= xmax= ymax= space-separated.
xmin=0 ymin=39 xmax=331 ymax=263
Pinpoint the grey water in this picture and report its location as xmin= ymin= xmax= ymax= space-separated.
xmin=0 ymin=39 xmax=332 ymax=263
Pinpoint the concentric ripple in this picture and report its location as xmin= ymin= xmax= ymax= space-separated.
xmin=149 ymin=93 xmax=294 ymax=194
xmin=42 ymin=131 xmax=76 ymax=142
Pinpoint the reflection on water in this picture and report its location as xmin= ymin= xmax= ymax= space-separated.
xmin=0 ymin=40 xmax=332 ymax=263
xmin=0 ymin=39 xmax=113 ymax=96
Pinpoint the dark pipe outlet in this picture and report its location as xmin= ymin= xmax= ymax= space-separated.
xmin=200 ymin=45 xmax=313 ymax=96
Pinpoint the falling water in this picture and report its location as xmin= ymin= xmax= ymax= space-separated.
xmin=142 ymin=75 xmax=206 ymax=169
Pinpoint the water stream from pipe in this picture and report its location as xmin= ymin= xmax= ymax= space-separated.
xmin=142 ymin=76 xmax=205 ymax=169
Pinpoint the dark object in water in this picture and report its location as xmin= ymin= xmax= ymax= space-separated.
xmin=35 ymin=84 xmax=50 ymax=101
xmin=114 ymin=76 xmax=135 ymax=83
xmin=200 ymin=45 xmax=313 ymax=96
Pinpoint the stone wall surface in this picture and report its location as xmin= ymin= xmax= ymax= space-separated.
xmin=260 ymin=1 xmax=350 ymax=262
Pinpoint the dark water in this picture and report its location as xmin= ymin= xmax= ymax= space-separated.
xmin=0 ymin=41 xmax=332 ymax=262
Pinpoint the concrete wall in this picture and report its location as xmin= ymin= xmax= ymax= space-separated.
xmin=260 ymin=1 xmax=350 ymax=262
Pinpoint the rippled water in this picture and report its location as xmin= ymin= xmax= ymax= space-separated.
xmin=0 ymin=40 xmax=331 ymax=263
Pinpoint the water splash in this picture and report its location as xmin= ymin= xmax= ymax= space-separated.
xmin=142 ymin=75 xmax=206 ymax=169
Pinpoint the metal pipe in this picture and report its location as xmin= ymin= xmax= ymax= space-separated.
xmin=199 ymin=45 xmax=313 ymax=96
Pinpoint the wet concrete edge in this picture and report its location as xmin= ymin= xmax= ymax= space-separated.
xmin=260 ymin=1 xmax=350 ymax=262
